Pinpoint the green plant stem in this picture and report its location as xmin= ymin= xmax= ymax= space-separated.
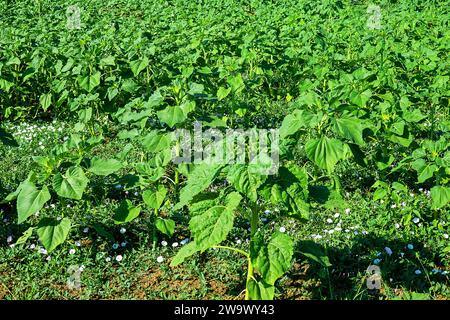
xmin=326 ymin=267 xmax=334 ymax=299
xmin=245 ymin=202 xmax=259 ymax=300
xmin=174 ymin=140 xmax=180 ymax=196
xmin=212 ymin=245 xmax=249 ymax=258
xmin=250 ymin=203 xmax=259 ymax=237
xmin=152 ymin=208 xmax=158 ymax=250
xmin=244 ymin=256 xmax=253 ymax=300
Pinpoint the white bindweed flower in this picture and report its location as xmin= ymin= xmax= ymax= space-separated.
xmin=6 ymin=236 xmax=13 ymax=243
xmin=157 ymin=256 xmax=164 ymax=263
xmin=415 ymin=269 xmax=422 ymax=275
xmin=83 ymin=227 xmax=89 ymax=233
xmin=69 ymin=249 xmax=76 ymax=255
xmin=345 ymin=208 xmax=351 ymax=214
xmin=395 ymin=223 xmax=400 ymax=229
xmin=106 ymin=257 xmax=111 ymax=262
xmin=261 ymin=217 xmax=267 ymax=222
xmin=444 ymin=234 xmax=449 ymax=239
xmin=75 ymin=241 xmax=81 ymax=247
xmin=180 ymin=238 xmax=189 ymax=245
xmin=334 ymin=213 xmax=340 ymax=218
xmin=161 ymin=241 xmax=168 ymax=247
xmin=391 ymin=204 xmax=397 ymax=209
xmin=412 ymin=217 xmax=420 ymax=224
xmin=407 ymin=244 xmax=414 ymax=250
xmin=121 ymin=241 xmax=127 ymax=247
xmin=29 ymin=244 xmax=36 ymax=249
xmin=384 ymin=247 xmax=393 ymax=256
xmin=112 ymin=243 xmax=119 ymax=250
xmin=279 ymin=227 xmax=286 ymax=233
xmin=264 ymin=210 xmax=271 ymax=215
xmin=326 ymin=218 xmax=333 ymax=224
xmin=46 ymin=256 xmax=52 ymax=262
xmin=115 ymin=184 xmax=122 ymax=190
xmin=79 ymin=265 xmax=85 ymax=272
xmin=373 ymin=259 xmax=381 ymax=265
xmin=236 ymin=239 xmax=242 ymax=245
xmin=115 ymin=255 xmax=123 ymax=262
xmin=39 ymin=248 xmax=48 ymax=255
xmin=172 ymin=242 xmax=179 ymax=247
xmin=134 ymin=192 xmax=139 ymax=196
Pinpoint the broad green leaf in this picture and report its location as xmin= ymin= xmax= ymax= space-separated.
xmin=78 ymin=107 xmax=92 ymax=123
xmin=189 ymin=192 xmax=242 ymax=251
xmin=0 ymin=78 xmax=14 ymax=92
xmin=141 ymin=130 xmax=172 ymax=153
xmin=78 ymin=72 xmax=101 ymax=92
xmin=227 ymin=164 xmax=266 ymax=202
xmin=100 ymin=55 xmax=116 ymax=66
xmin=88 ymin=157 xmax=123 ymax=176
xmin=246 ymin=278 xmax=274 ymax=300
xmin=117 ymin=129 xmax=140 ymax=140
xmin=155 ymin=218 xmax=175 ymax=237
xmin=332 ymin=117 xmax=366 ymax=146
xmin=279 ymin=109 xmax=319 ymax=138
xmin=15 ymin=227 xmax=34 ymax=245
xmin=251 ymin=232 xmax=294 ymax=285
xmin=217 ymin=86 xmax=231 ymax=101
xmin=227 ymin=74 xmax=244 ymax=93
xmin=157 ymin=105 xmax=187 ymax=127
xmin=411 ymin=159 xmax=437 ymax=183
xmin=305 ymin=137 xmax=348 ymax=173
xmin=52 ymin=166 xmax=89 ymax=200
xmin=39 ymin=93 xmax=52 ymax=112
xmin=17 ymin=182 xmax=51 ymax=224
xmin=174 ymin=164 xmax=222 ymax=210
xmin=349 ymin=89 xmax=371 ymax=108
xmin=390 ymin=120 xmax=405 ymax=136
xmin=36 ymin=217 xmax=71 ymax=252
xmin=403 ymin=109 xmax=426 ymax=123
xmin=142 ymin=185 xmax=167 ymax=209
xmin=113 ymin=199 xmax=141 ymax=224
xmin=130 ymin=57 xmax=149 ymax=77
xmin=170 ymin=241 xmax=200 ymax=267
xmin=431 ymin=186 xmax=450 ymax=210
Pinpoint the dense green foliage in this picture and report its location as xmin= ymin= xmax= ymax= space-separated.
xmin=0 ymin=0 xmax=449 ymax=300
